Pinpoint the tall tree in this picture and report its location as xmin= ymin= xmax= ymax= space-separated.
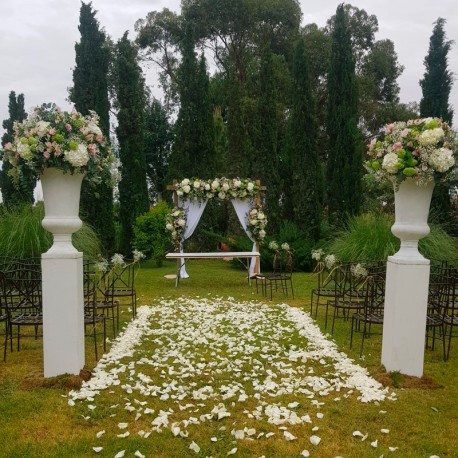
xmin=167 ymin=23 xmax=216 ymax=180
xmin=114 ymin=33 xmax=149 ymax=255
xmin=144 ymin=97 xmax=173 ymax=202
xmin=420 ymin=18 xmax=455 ymax=227
xmin=253 ymin=43 xmax=282 ymax=233
xmin=1 ymin=91 xmax=34 ymax=207
xmin=326 ymin=4 xmax=362 ymax=225
xmin=69 ymin=1 xmax=114 ymax=254
xmin=420 ymin=18 xmax=454 ymax=124
xmin=285 ymin=38 xmax=322 ymax=240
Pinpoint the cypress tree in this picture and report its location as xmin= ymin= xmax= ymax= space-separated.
xmin=114 ymin=33 xmax=149 ymax=255
xmin=69 ymin=1 xmax=115 ymax=254
xmin=285 ymin=38 xmax=322 ymax=241
xmin=420 ymin=18 xmax=454 ymax=124
xmin=144 ymin=98 xmax=173 ymax=202
xmin=168 ymin=23 xmax=216 ymax=180
xmin=1 ymin=91 xmax=35 ymax=207
xmin=420 ymin=18 xmax=455 ymax=226
xmin=253 ymin=43 xmax=282 ymax=233
xmin=326 ymin=4 xmax=362 ymax=226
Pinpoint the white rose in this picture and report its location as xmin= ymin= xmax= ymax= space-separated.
xmin=250 ymin=219 xmax=258 ymax=226
xmin=183 ymin=185 xmax=191 ymax=193
xmin=222 ymin=183 xmax=230 ymax=191
xmin=218 ymin=191 xmax=226 ymax=199
xmin=166 ymin=223 xmax=173 ymax=231
xmin=382 ymin=152 xmax=400 ymax=174
xmin=193 ymin=181 xmax=200 ymax=189
xmin=259 ymin=230 xmax=266 ymax=238
xmin=177 ymin=190 xmax=183 ymax=196
xmin=234 ymin=180 xmax=241 ymax=187
xmin=178 ymin=219 xmax=186 ymax=227
xmin=247 ymin=182 xmax=254 ymax=191
xmin=205 ymin=183 xmax=211 ymax=190
xmin=258 ymin=212 xmax=265 ymax=220
xmin=211 ymin=180 xmax=219 ymax=189
xmin=173 ymin=211 xmax=180 ymax=217
xmin=250 ymin=209 xmax=258 ymax=216
xmin=181 ymin=178 xmax=190 ymax=186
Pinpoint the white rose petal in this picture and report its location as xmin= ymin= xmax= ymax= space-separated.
xmin=189 ymin=441 xmax=200 ymax=454
xmin=134 ymin=452 xmax=145 ymax=458
xmin=227 ymin=448 xmax=238 ymax=455
xmin=114 ymin=451 xmax=125 ymax=458
xmin=284 ymin=431 xmax=296 ymax=441
xmin=96 ymin=430 xmax=105 ymax=438
xmin=371 ymin=440 xmax=378 ymax=448
xmin=92 ymin=447 xmax=103 ymax=453
xmin=300 ymin=451 xmax=310 ymax=457
xmin=381 ymin=429 xmax=390 ymax=434
xmin=310 ymin=435 xmax=321 ymax=445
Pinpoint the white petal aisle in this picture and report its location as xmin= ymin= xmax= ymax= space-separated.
xmin=68 ymin=297 xmax=397 ymax=456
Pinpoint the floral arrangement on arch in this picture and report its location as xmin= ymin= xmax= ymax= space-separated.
xmin=165 ymin=207 xmax=187 ymax=251
xmin=0 ymin=103 xmax=116 ymax=188
xmin=175 ymin=177 xmax=259 ymax=201
xmin=365 ymin=117 xmax=456 ymax=187
xmin=247 ymin=203 xmax=267 ymax=243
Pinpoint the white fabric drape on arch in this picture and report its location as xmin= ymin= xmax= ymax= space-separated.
xmin=231 ymin=198 xmax=258 ymax=276
xmin=178 ymin=198 xmax=207 ymax=278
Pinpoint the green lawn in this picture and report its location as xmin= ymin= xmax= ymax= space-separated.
xmin=0 ymin=259 xmax=457 ymax=457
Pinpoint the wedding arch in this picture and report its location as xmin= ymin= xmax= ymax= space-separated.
xmin=165 ymin=178 xmax=267 ymax=279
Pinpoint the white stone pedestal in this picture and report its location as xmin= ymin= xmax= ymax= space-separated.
xmin=42 ymin=251 xmax=84 ymax=377
xmin=381 ymin=256 xmax=429 ymax=377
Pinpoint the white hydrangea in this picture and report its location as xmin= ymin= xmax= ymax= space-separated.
xmin=311 ymin=249 xmax=324 ymax=261
xmin=428 ymin=147 xmax=455 ymax=173
xmin=35 ymin=120 xmax=50 ymax=137
xmin=324 ymin=254 xmax=336 ymax=269
xmin=65 ymin=143 xmax=89 ymax=167
xmin=87 ymin=122 xmax=103 ymax=137
xmin=16 ymin=142 xmax=33 ymax=161
xmin=281 ymin=242 xmax=290 ymax=251
xmin=269 ymin=241 xmax=279 ymax=250
xmin=418 ymin=127 xmax=444 ymax=146
xmin=382 ymin=152 xmax=400 ymax=174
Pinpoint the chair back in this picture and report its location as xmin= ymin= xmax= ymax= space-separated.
xmin=364 ymin=273 xmax=385 ymax=314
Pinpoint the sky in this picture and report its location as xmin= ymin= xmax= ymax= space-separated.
xmin=1 ymin=0 xmax=458 ymax=138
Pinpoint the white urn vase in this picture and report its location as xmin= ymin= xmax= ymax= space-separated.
xmin=390 ymin=178 xmax=435 ymax=262
xmin=40 ymin=168 xmax=84 ymax=255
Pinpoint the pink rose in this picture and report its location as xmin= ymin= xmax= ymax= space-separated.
xmin=65 ymin=123 xmax=72 ymax=132
xmin=3 ymin=142 xmax=12 ymax=150
xmin=49 ymin=128 xmax=56 ymax=136
xmin=385 ymin=123 xmax=394 ymax=134
xmin=54 ymin=145 xmax=61 ymax=156
xmin=96 ymin=134 xmax=103 ymax=143
xmin=392 ymin=142 xmax=402 ymax=151
xmin=43 ymin=151 xmax=50 ymax=159
xmin=412 ymin=150 xmax=419 ymax=157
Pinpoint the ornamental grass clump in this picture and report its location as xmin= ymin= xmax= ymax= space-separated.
xmin=0 ymin=103 xmax=116 ymax=189
xmin=365 ymin=117 xmax=456 ymax=187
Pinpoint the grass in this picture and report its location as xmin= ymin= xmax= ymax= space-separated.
xmin=1 ymin=259 xmax=458 ymax=457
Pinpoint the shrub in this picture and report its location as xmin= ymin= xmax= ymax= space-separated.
xmin=0 ymin=203 xmax=102 ymax=260
xmin=327 ymin=212 xmax=458 ymax=263
xmin=132 ymin=201 xmax=171 ymax=267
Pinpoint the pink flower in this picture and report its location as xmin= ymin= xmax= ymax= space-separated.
xmin=49 ymin=128 xmax=56 ymax=136
xmin=86 ymin=134 xmax=94 ymax=142
xmin=88 ymin=144 xmax=97 ymax=156
xmin=96 ymin=134 xmax=103 ymax=143
xmin=43 ymin=151 xmax=50 ymax=159
xmin=54 ymin=145 xmax=62 ymax=156
xmin=412 ymin=150 xmax=419 ymax=157
xmin=65 ymin=123 xmax=72 ymax=132
xmin=3 ymin=142 xmax=12 ymax=150
xmin=385 ymin=123 xmax=394 ymax=134
xmin=392 ymin=142 xmax=402 ymax=151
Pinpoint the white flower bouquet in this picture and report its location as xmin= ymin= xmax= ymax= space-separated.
xmin=365 ymin=117 xmax=456 ymax=187
xmin=247 ymin=204 xmax=267 ymax=243
xmin=165 ymin=207 xmax=187 ymax=251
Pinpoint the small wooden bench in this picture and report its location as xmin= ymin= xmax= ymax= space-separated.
xmin=165 ymin=252 xmax=261 ymax=287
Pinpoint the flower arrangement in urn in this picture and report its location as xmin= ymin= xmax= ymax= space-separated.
xmin=365 ymin=117 xmax=456 ymax=187
xmin=1 ymin=103 xmax=115 ymax=188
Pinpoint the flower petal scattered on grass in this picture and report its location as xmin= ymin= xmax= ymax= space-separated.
xmin=92 ymin=447 xmax=103 ymax=453
xmin=309 ymin=435 xmax=321 ymax=445
xmin=189 ymin=441 xmax=200 ymax=454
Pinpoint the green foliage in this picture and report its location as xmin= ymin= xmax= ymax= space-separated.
xmin=326 ymin=4 xmax=363 ymax=226
xmin=69 ymin=2 xmax=114 ymax=254
xmin=144 ymin=98 xmax=173 ymax=202
xmin=114 ymin=33 xmax=150 ymax=254
xmin=327 ymin=212 xmax=458 ymax=263
xmin=133 ymin=201 xmax=171 ymax=266
xmin=420 ymin=18 xmax=454 ymax=124
xmin=1 ymin=91 xmax=34 ymax=208
xmin=0 ymin=203 xmax=101 ymax=260
xmin=284 ymin=38 xmax=322 ymax=241
xmin=167 ymin=23 xmax=216 ymax=180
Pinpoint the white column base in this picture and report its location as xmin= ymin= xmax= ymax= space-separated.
xmin=381 ymin=256 xmax=429 ymax=377
xmin=42 ymin=251 xmax=85 ymax=377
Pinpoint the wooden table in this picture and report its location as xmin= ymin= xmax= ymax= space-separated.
xmin=165 ymin=252 xmax=261 ymax=287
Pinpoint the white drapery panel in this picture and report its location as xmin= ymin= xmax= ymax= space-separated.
xmin=231 ymin=198 xmax=258 ymax=275
xmin=178 ymin=198 xmax=207 ymax=278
